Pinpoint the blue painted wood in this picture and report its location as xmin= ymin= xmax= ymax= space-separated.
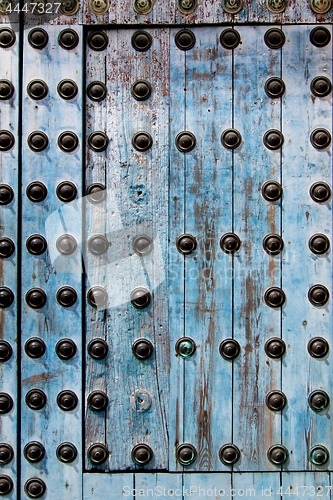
xmin=21 ymin=25 xmax=83 ymax=499
xmin=83 ymin=473 xmax=134 ymax=498
xmin=233 ymin=472 xmax=281 ymax=498
xmin=135 ymin=472 xmax=182 ymax=498
xmin=281 ymin=472 xmax=331 ymax=499
xmin=183 ymin=473 xmax=232 ymax=499
xmin=281 ymin=25 xmax=333 ymax=471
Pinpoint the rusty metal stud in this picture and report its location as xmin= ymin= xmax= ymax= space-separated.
xmin=220 ymin=28 xmax=241 ymax=49
xmin=310 ymin=0 xmax=332 ymax=14
xmin=309 ymin=445 xmax=329 ymax=466
xmin=220 ymin=233 xmax=241 ymax=254
xmin=176 ymin=131 xmax=196 ymax=152
xmin=133 ymin=0 xmax=153 ymax=14
xmin=56 ymin=286 xmax=77 ymax=308
xmin=219 ymin=339 xmax=240 ymax=360
xmin=264 ymin=287 xmax=286 ymax=308
xmin=266 ymin=0 xmax=286 ymax=13
xmin=308 ymin=284 xmax=329 ymax=306
xmin=221 ymin=128 xmax=242 ymax=149
xmin=0 ymin=28 xmax=16 ymax=48
xmin=0 ymin=341 xmax=12 ymax=362
xmin=310 ymin=128 xmax=331 ymax=149
xmin=0 ymin=444 xmax=13 ymax=465
xmin=130 ymin=287 xmax=151 ymax=309
xmin=266 ymin=390 xmax=287 ymax=411
xmin=265 ymin=337 xmax=286 ymax=358
xmin=310 ymin=181 xmax=331 ymax=203
xmin=56 ymin=234 xmax=77 ymax=256
xmin=87 ymin=390 xmax=108 ymax=411
xmin=57 ymin=390 xmax=78 ymax=411
xmin=27 ymin=79 xmax=48 ymax=100
xmin=310 ymin=27 xmax=331 ymax=47
xmin=0 ymin=80 xmax=14 ymax=100
xmin=0 ymin=287 xmax=14 ymax=309
xmin=88 ymin=339 xmax=108 ymax=360
xmin=57 ymin=79 xmax=78 ymax=100
xmin=56 ymin=442 xmax=77 ymax=463
xmin=308 ymin=390 xmax=330 ymax=412
xmin=263 ymin=234 xmax=284 ymax=255
xmin=27 ymin=131 xmax=48 ymax=152
xmin=265 ymin=77 xmax=285 ymax=98
xmin=267 ymin=445 xmax=289 ymax=465
xmin=88 ymin=443 xmax=108 ymax=464
xmin=263 ymin=129 xmax=284 ymax=150
xmin=131 ymin=80 xmax=152 ymax=101
xmin=132 ymin=444 xmax=153 ymax=465
xmin=133 ymin=235 xmax=153 ymax=256
xmin=0 ymin=131 xmax=14 ymax=152
xmin=132 ymin=339 xmax=153 ymax=360
xmin=175 ymin=337 xmax=196 ymax=358
xmin=131 ymin=30 xmax=152 ymax=51
xmin=0 ymin=476 xmax=13 ymax=496
xmin=26 ymin=234 xmax=47 ymax=256
xmin=25 ymin=338 xmax=46 ymax=359
xmin=58 ymin=28 xmax=79 ymax=50
xmin=89 ymin=0 xmax=109 ymax=14
xmin=87 ymin=31 xmax=108 ymax=51
xmin=58 ymin=131 xmax=79 ymax=153
xmin=25 ymin=288 xmax=46 ymax=309
xmin=222 ymin=0 xmax=243 ymax=14
xmin=132 ymin=131 xmax=153 ymax=152
xmin=25 ymin=389 xmax=47 ymax=410
xmin=88 ymin=235 xmax=109 ymax=256
xmin=0 ymin=0 xmax=13 ymax=14
xmin=308 ymin=337 xmax=329 ymax=358
xmin=219 ymin=444 xmax=240 ymax=465
xmin=264 ymin=28 xmax=285 ymax=49
xmin=24 ymin=442 xmax=45 ymax=463
xmin=87 ymin=81 xmax=107 ymax=102
xmin=0 ymin=393 xmax=13 ymax=414
xmin=60 ymin=0 xmax=79 ymax=15
xmin=28 ymin=28 xmax=48 ymax=49
xmin=88 ymin=131 xmax=109 ymax=152
xmin=177 ymin=0 xmax=197 ymax=14
xmin=177 ymin=444 xmax=197 ymax=466
xmin=175 ymin=29 xmax=196 ymax=51
xmin=0 ymin=184 xmax=14 ymax=205
xmin=56 ymin=181 xmax=77 ymax=202
xmin=309 ymin=234 xmax=330 ymax=255
xmin=24 ymin=478 xmax=46 ymax=499
xmin=176 ymin=234 xmax=197 ymax=254
xmin=0 ymin=237 xmax=15 ymax=258
xmin=55 ymin=338 xmax=77 ymax=360
xmin=262 ymin=180 xmax=283 ymax=201
xmin=87 ymin=183 xmax=107 ymax=204
xmin=87 ymin=286 xmax=108 ymax=308
xmin=311 ymin=76 xmax=332 ymax=97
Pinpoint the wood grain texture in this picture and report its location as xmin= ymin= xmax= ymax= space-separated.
xmin=281 ymin=471 xmax=331 ymax=498
xmin=233 ymin=472 xmax=281 ymax=498
xmin=83 ymin=472 xmax=134 ymax=498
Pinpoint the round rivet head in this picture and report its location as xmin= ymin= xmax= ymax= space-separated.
xmin=60 ymin=0 xmax=80 ymax=15
xmin=57 ymin=390 xmax=78 ymax=411
xmin=25 ymin=288 xmax=46 ymax=309
xmin=0 ymin=184 xmax=14 ymax=205
xmin=56 ymin=181 xmax=77 ymax=202
xmin=88 ymin=443 xmax=108 ymax=464
xmin=175 ymin=337 xmax=196 ymax=358
xmin=87 ymin=286 xmax=108 ymax=308
xmin=55 ymin=338 xmax=77 ymax=360
xmin=310 ymin=0 xmax=332 ymax=15
xmin=89 ymin=0 xmax=110 ymax=14
xmin=27 ymin=79 xmax=48 ymax=100
xmin=88 ymin=235 xmax=109 ymax=256
xmin=0 ymin=475 xmax=13 ymax=496
xmin=267 ymin=445 xmax=289 ymax=465
xmin=26 ymin=181 xmax=47 ymax=202
xmin=24 ymin=442 xmax=45 ymax=463
xmin=133 ymin=0 xmax=153 ymax=14
xmin=56 ymin=286 xmax=77 ymax=308
xmin=176 ymin=234 xmax=197 ymax=254
xmin=0 ymin=444 xmax=14 ymax=465
xmin=133 ymin=235 xmax=153 ymax=256
xmin=88 ymin=339 xmax=108 ymax=360
xmin=309 ymin=445 xmax=329 ymax=466
xmin=132 ymin=131 xmax=153 ymax=152
xmin=264 ymin=287 xmax=286 ymax=308
xmin=0 ymin=28 xmax=16 ymax=48
xmin=310 ymin=182 xmax=331 ymax=203
xmin=0 ymin=130 xmax=14 ymax=152
xmin=0 ymin=341 xmax=12 ymax=362
xmin=308 ymin=337 xmax=329 ymax=358
xmin=310 ymin=27 xmax=331 ymax=47
xmin=265 ymin=77 xmax=285 ymax=98
xmin=131 ymin=80 xmax=152 ymax=101
xmin=222 ymin=0 xmax=243 ymax=14
xmin=175 ymin=29 xmax=196 ymax=51
xmin=57 ymin=79 xmax=78 ymax=100
xmin=219 ymin=339 xmax=240 ymax=360
xmin=263 ymin=234 xmax=284 ymax=255
xmin=132 ymin=339 xmax=153 ymax=360
xmin=27 ymin=131 xmax=48 ymax=152
xmin=262 ymin=180 xmax=283 ymax=202
xmin=176 ymin=131 xmax=196 ymax=152
xmin=177 ymin=0 xmax=198 ymax=14
xmin=132 ymin=444 xmax=153 ymax=465
xmin=265 ymin=337 xmax=286 ymax=359
xmin=308 ymin=284 xmax=329 ymax=307
xmin=87 ymin=31 xmax=108 ymax=51
xmin=0 ymin=80 xmax=14 ymax=100
xmin=131 ymin=30 xmax=152 ymax=51
xmin=264 ymin=28 xmax=286 ymax=49
xmin=0 ymin=287 xmax=14 ymax=309
xmin=56 ymin=442 xmax=77 ymax=463
xmin=28 ymin=28 xmax=48 ymax=50
xmin=177 ymin=443 xmax=197 ymax=466
xmin=58 ymin=28 xmax=79 ymax=50
xmin=87 ymin=390 xmax=108 ymax=411
xmin=219 ymin=444 xmax=240 ymax=465
xmin=25 ymin=389 xmax=46 ymax=410
xmin=263 ymin=129 xmax=284 ymax=150
xmin=311 ymin=76 xmax=332 ymax=98
xmin=88 ymin=131 xmax=109 ymax=152
xmin=309 ymin=390 xmax=330 ymax=412
xmin=220 ymin=28 xmax=241 ymax=50
xmin=87 ymin=183 xmax=106 ymax=204
xmin=220 ymin=233 xmax=241 ymax=254
xmin=25 ymin=338 xmax=46 ymax=359
xmin=130 ymin=287 xmax=151 ymax=309
xmin=87 ymin=81 xmax=107 ymax=102
xmin=221 ymin=128 xmax=242 ymax=149
xmin=0 ymin=237 xmax=15 ymax=258
xmin=58 ymin=131 xmax=79 ymax=153
xmin=56 ymin=234 xmax=78 ymax=256
xmin=26 ymin=234 xmax=47 ymax=256
xmin=0 ymin=394 xmax=13 ymax=414
xmin=309 ymin=234 xmax=330 ymax=255
xmin=266 ymin=390 xmax=287 ymax=411
xmin=310 ymin=128 xmax=331 ymax=150
xmin=24 ymin=478 xmax=46 ymax=498
xmin=266 ymin=0 xmax=286 ymax=13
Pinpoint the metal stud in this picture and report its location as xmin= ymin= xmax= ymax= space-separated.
xmin=266 ymin=0 xmax=286 ymax=13
xmin=309 ymin=234 xmax=330 ymax=255
xmin=131 ymin=30 xmax=152 ymax=52
xmin=175 ymin=337 xmax=196 ymax=358
xmin=309 ymin=445 xmax=329 ymax=466
xmin=28 ymin=28 xmax=48 ymax=49
xmin=56 ymin=181 xmax=77 ymax=202
xmin=58 ymin=131 xmax=79 ymax=153
xmin=88 ymin=235 xmax=109 ymax=255
xmin=87 ymin=390 xmax=108 ymax=411
xmin=25 ymin=338 xmax=46 ymax=359
xmin=176 ymin=234 xmax=197 ymax=254
xmin=133 ymin=235 xmax=153 ymax=256
xmin=0 ymin=341 xmax=12 ymax=362
xmin=56 ymin=286 xmax=77 ymax=308
xmin=58 ymin=28 xmax=79 ymax=50
xmin=219 ymin=444 xmax=240 ymax=465
xmin=131 ymin=444 xmax=153 ymax=466
xmin=0 ymin=80 xmax=14 ymax=100
xmin=24 ymin=442 xmax=45 ymax=463
xmin=87 ymin=286 xmax=108 ymax=308
xmin=310 ymin=0 xmax=332 ymax=14
xmin=57 ymin=79 xmax=78 ymax=100
xmin=88 ymin=131 xmax=109 ymax=152
xmin=26 ymin=234 xmax=47 ymax=256
xmin=220 ymin=233 xmax=241 ymax=254
xmin=266 ymin=390 xmax=287 ymax=411
xmin=310 ymin=128 xmax=331 ymax=149
xmin=24 ymin=478 xmax=46 ymax=499
xmin=310 ymin=27 xmax=331 ymax=47
xmin=175 ymin=29 xmax=196 ymax=51
xmin=130 ymin=287 xmax=151 ymax=309
xmin=132 ymin=339 xmax=153 ymax=360
xmin=89 ymin=0 xmax=110 ymax=14
xmin=308 ymin=390 xmax=330 ymax=412
xmin=263 ymin=129 xmax=284 ymax=150
xmin=221 ymin=128 xmax=242 ymax=149
xmin=311 ymin=76 xmax=332 ymax=97
xmin=0 ymin=393 xmax=13 ymax=414
xmin=88 ymin=339 xmax=108 ymax=360
xmin=0 ymin=237 xmax=15 ymax=258
xmin=262 ymin=180 xmax=283 ymax=202
xmin=177 ymin=0 xmax=197 ymax=14
xmin=267 ymin=445 xmax=289 ymax=465
xmin=219 ymin=339 xmax=240 ymax=360
xmin=87 ymin=31 xmax=108 ymax=51
xmin=263 ymin=234 xmax=284 ymax=255
xmin=56 ymin=234 xmax=78 ymax=256
xmin=88 ymin=443 xmax=108 ymax=464
xmin=57 ymin=390 xmax=78 ymax=411
xmin=264 ymin=28 xmax=285 ymax=49
xmin=0 ymin=287 xmax=14 ymax=309
xmin=56 ymin=442 xmax=77 ymax=463
xmin=56 ymin=338 xmax=77 ymax=360
xmin=133 ymin=0 xmax=153 ymax=14
xmin=60 ymin=0 xmax=80 ymax=15
xmin=0 ymin=184 xmax=14 ymax=205
xmin=265 ymin=77 xmax=285 ymax=98
xmin=0 ymin=28 xmax=16 ymax=48
xmin=176 ymin=131 xmax=196 ymax=152
xmin=132 ymin=131 xmax=153 ymax=152
xmin=309 ymin=181 xmax=331 ymax=203
xmin=0 ymin=476 xmax=13 ymax=496
xmin=131 ymin=80 xmax=152 ymax=101
xmin=25 ymin=288 xmax=46 ymax=309
xmin=87 ymin=81 xmax=107 ymax=102
xmin=0 ymin=130 xmax=14 ymax=152
xmin=176 ymin=443 xmax=197 ymax=466
xmin=0 ymin=444 xmax=13 ymax=465
xmin=308 ymin=284 xmax=329 ymax=306
xmin=220 ymin=28 xmax=241 ymax=49
xmin=87 ymin=183 xmax=107 ymax=204
xmin=27 ymin=131 xmax=49 ymax=152
xmin=27 ymin=79 xmax=48 ymax=100
xmin=264 ymin=287 xmax=286 ymax=308
xmin=308 ymin=337 xmax=329 ymax=358
xmin=26 ymin=181 xmax=47 ymax=202
xmin=25 ymin=389 xmax=47 ymax=410
xmin=222 ymin=0 xmax=243 ymax=14
xmin=265 ymin=337 xmax=286 ymax=359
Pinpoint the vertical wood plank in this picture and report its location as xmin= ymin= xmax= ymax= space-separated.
xmin=233 ymin=472 xmax=281 ymax=498
xmin=135 ymin=472 xmax=182 ymax=498
xmin=183 ymin=473 xmax=232 ymax=498
xmin=83 ymin=473 xmax=134 ymax=498
xmin=281 ymin=472 xmax=331 ymax=498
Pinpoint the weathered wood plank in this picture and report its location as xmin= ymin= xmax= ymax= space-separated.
xmin=83 ymin=473 xmax=134 ymax=498
xmin=183 ymin=472 xmax=232 ymax=498
xmin=233 ymin=472 xmax=281 ymax=498
xmin=135 ymin=472 xmax=182 ymax=498
xmin=281 ymin=472 xmax=331 ymax=499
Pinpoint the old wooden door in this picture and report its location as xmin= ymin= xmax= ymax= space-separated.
xmin=0 ymin=0 xmax=332 ymax=498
